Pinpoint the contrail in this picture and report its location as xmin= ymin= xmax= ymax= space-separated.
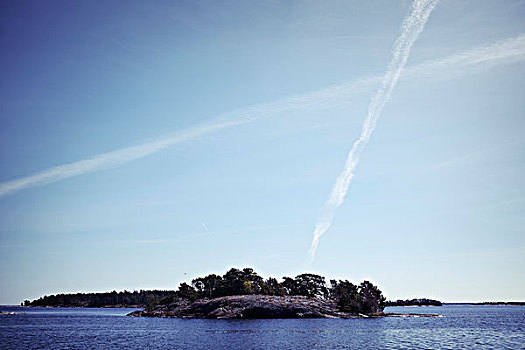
xmin=402 ymin=33 xmax=525 ymax=81
xmin=0 ymin=119 xmax=247 ymax=198
xmin=308 ymin=0 xmax=439 ymax=261
xmin=1 ymin=33 xmax=524 ymax=199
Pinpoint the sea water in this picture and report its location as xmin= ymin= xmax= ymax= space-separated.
xmin=0 ymin=305 xmax=523 ymax=349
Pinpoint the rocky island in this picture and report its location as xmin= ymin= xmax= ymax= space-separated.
xmin=25 ymin=267 xmax=442 ymax=319
xmin=129 ymin=295 xmax=352 ymax=319
xmin=125 ymin=267 xmax=441 ymax=319
xmin=128 ymin=294 xmax=440 ymax=319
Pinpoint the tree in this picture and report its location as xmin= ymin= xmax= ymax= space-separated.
xmin=294 ymin=273 xmax=328 ymax=298
xmin=25 ymin=290 xmax=181 ymax=308
xmin=329 ymin=279 xmax=386 ymax=314
xmin=330 ymin=280 xmax=360 ymax=313
xmin=158 ymin=294 xmax=177 ymax=305
xmin=177 ymin=282 xmax=198 ymax=301
xmin=261 ymin=277 xmax=283 ymax=296
xmin=146 ymin=295 xmax=157 ymax=309
xmin=192 ymin=274 xmax=222 ymax=299
xmin=221 ymin=268 xmax=246 ymax=295
xmin=358 ymin=281 xmax=385 ymax=313
xmin=281 ymin=277 xmax=297 ymax=296
xmin=241 ymin=268 xmax=264 ymax=294
xmin=242 ymin=281 xmax=253 ymax=294
xmin=220 ymin=267 xmax=264 ymax=296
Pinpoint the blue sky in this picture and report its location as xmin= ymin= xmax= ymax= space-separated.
xmin=1 ymin=0 xmax=524 ymax=304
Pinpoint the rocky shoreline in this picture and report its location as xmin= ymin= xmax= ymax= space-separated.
xmin=127 ymin=295 xmax=442 ymax=319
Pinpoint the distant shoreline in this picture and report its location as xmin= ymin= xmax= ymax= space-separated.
xmin=12 ymin=301 xmax=525 ymax=309
xmin=469 ymin=302 xmax=525 ymax=306
xmin=18 ymin=267 xmax=523 ymax=312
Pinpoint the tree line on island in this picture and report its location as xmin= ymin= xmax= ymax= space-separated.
xmin=385 ymin=298 xmax=442 ymax=307
xmin=25 ymin=267 xmax=438 ymax=314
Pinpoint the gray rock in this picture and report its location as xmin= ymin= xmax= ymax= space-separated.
xmin=128 ymin=295 xmax=358 ymax=319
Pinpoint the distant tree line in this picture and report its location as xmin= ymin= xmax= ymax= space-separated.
xmin=472 ymin=301 xmax=524 ymax=306
xmin=25 ymin=267 xmax=386 ymax=314
xmin=25 ymin=290 xmax=175 ymax=308
xmin=385 ymin=298 xmax=442 ymax=307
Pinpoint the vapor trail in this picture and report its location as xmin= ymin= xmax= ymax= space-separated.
xmin=2 ymin=31 xmax=524 ymax=199
xmin=308 ymin=0 xmax=439 ymax=261
xmin=0 ymin=120 xmax=246 ymax=198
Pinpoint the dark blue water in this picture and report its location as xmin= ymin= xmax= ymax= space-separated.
xmin=0 ymin=305 xmax=523 ymax=349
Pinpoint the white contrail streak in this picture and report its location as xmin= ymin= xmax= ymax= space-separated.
xmin=403 ymin=34 xmax=525 ymax=81
xmin=1 ymin=32 xmax=524 ymax=199
xmin=0 ymin=119 xmax=246 ymax=198
xmin=308 ymin=0 xmax=439 ymax=261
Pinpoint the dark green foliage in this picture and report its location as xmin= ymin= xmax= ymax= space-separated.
xmin=27 ymin=290 xmax=176 ymax=308
xmin=158 ymin=294 xmax=178 ymax=305
xmin=177 ymin=283 xmax=199 ymax=301
xmin=330 ymin=280 xmax=361 ymax=312
xmin=280 ymin=277 xmax=296 ymax=295
xmin=261 ymin=277 xmax=284 ymax=296
xmin=192 ymin=274 xmax=222 ymax=299
xmin=293 ymin=273 xmax=328 ymax=298
xmin=330 ymin=280 xmax=386 ymax=313
xmin=25 ymin=267 xmax=387 ymax=314
xmin=146 ymin=295 xmax=157 ymax=309
xmin=219 ymin=268 xmax=264 ymax=296
xmin=385 ymin=298 xmax=442 ymax=306
xmin=358 ymin=280 xmax=386 ymax=313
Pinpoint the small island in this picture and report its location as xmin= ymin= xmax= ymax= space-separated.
xmin=472 ymin=302 xmax=525 ymax=306
xmin=24 ymin=267 xmax=442 ymax=319
xmin=385 ymin=298 xmax=442 ymax=307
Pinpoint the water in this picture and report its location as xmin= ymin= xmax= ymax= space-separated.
xmin=0 ymin=305 xmax=523 ymax=349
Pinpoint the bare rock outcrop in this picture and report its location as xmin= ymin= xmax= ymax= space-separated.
xmin=128 ymin=295 xmax=356 ymax=319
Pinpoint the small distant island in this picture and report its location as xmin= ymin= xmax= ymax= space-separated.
xmin=385 ymin=298 xmax=442 ymax=307
xmin=472 ymin=302 xmax=525 ymax=306
xmin=24 ymin=267 xmax=443 ymax=319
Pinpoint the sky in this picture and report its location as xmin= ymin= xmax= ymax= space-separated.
xmin=1 ymin=0 xmax=524 ymax=304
